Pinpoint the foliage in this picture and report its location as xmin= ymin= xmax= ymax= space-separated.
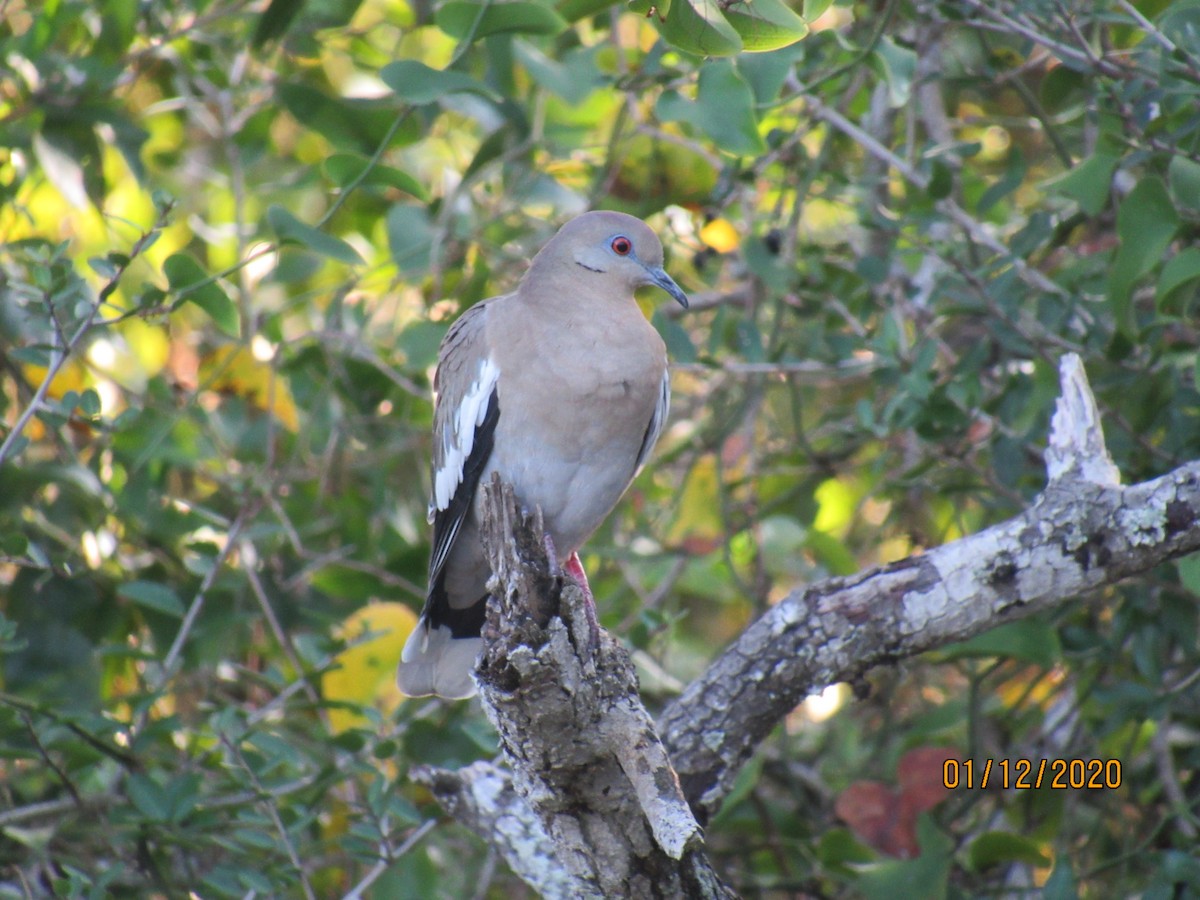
xmin=2 ymin=0 xmax=1200 ymax=896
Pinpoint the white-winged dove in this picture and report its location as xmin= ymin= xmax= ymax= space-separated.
xmin=397 ymin=210 xmax=688 ymax=699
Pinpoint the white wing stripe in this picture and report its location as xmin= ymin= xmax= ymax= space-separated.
xmin=433 ymin=356 xmax=500 ymax=513
xmin=634 ymin=369 xmax=670 ymax=475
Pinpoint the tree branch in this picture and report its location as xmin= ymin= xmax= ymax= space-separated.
xmin=660 ymin=354 xmax=1200 ymax=820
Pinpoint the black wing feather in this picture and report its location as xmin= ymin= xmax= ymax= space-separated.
xmin=424 ymin=388 xmax=499 ymax=637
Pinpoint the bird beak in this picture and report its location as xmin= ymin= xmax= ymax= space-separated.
xmin=644 ymin=265 xmax=689 ymax=309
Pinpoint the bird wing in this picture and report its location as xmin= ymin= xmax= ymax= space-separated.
xmin=633 ymin=368 xmax=671 ymax=477
xmin=427 ymin=301 xmax=501 ymax=591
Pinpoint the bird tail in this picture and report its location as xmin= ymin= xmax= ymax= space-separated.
xmin=397 ymin=618 xmax=482 ymax=699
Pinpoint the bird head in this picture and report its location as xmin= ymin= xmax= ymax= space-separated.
xmin=532 ymin=210 xmax=689 ymax=309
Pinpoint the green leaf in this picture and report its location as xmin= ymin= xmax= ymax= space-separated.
xmin=722 ymin=0 xmax=808 ymax=52
xmin=322 ymin=154 xmax=428 ymax=199
xmin=856 ymin=816 xmax=951 ymax=900
xmin=386 ymin=205 xmax=433 ymax=273
xmin=278 ymin=84 xmax=417 ymax=155
xmin=737 ymin=43 xmax=806 ymax=104
xmin=266 ymin=205 xmax=363 ymax=265
xmin=1042 ymin=858 xmax=1078 ymax=900
xmin=654 ymin=310 xmax=697 ymax=363
xmin=968 ymin=831 xmax=1052 ymax=870
xmin=927 ymin=160 xmax=954 ymax=200
xmin=126 ymin=774 xmax=171 ymax=821
xmin=396 ymin=321 xmax=450 ymax=371
xmin=514 ymin=41 xmax=602 ymax=105
xmin=1052 ymin=153 xmax=1118 ymax=216
xmin=977 ymin=148 xmax=1026 ymax=214
xmin=1168 ymin=155 xmax=1200 ymax=213
xmin=1109 ymin=176 xmax=1179 ymax=325
xmin=435 ymin=1 xmax=567 ymax=40
xmin=164 ymin=253 xmax=241 ymax=338
xmin=657 ymin=0 xmax=743 ymax=57
xmin=379 ymin=60 xmax=494 ymax=105
xmin=708 ymin=755 xmax=763 ymax=826
xmin=1157 ymin=247 xmax=1200 ymax=311
xmin=78 ymin=389 xmax=101 ymax=417
xmin=558 ymin=0 xmax=615 ymax=21
xmin=803 ymin=0 xmax=834 ymax=21
xmin=656 ymin=60 xmax=765 ymax=156
xmin=118 ymin=581 xmax=185 ymax=618
xmin=32 ymin=130 xmax=91 ymax=210
xmin=936 ymin=618 xmax=1061 ymax=668
xmin=871 ymin=36 xmax=917 ymax=107
xmin=252 ymin=0 xmax=304 ymax=46
xmin=1177 ymin=552 xmax=1200 ymax=597
xmin=805 ymin=530 xmax=857 ymax=576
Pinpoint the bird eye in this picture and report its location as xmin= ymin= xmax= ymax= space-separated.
xmin=611 ymin=236 xmax=632 ymax=256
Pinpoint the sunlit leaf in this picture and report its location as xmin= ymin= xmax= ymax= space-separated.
xmin=199 ymin=346 xmax=300 ymax=432
xmin=657 ymin=0 xmax=743 ymax=57
xmin=722 ymin=0 xmax=808 ymax=52
xmin=324 ymin=602 xmax=419 ymax=730
xmin=700 ymin=218 xmax=740 ymax=252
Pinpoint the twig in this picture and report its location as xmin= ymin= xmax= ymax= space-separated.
xmin=244 ymin=556 xmax=322 ymax=707
xmin=801 ymin=92 xmax=1069 ymax=298
xmin=957 ymin=0 xmax=1125 ymax=78
xmin=0 ymin=208 xmax=171 ymax=467
xmin=156 ymin=504 xmax=256 ymax=687
xmin=221 ymin=733 xmax=318 ymax=900
xmin=342 ymin=818 xmax=437 ymax=900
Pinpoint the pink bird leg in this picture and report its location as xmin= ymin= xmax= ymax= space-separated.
xmin=563 ymin=551 xmax=601 ymax=647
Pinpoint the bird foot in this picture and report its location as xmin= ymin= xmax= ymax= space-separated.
xmin=563 ymin=551 xmax=601 ymax=650
xmin=543 ymin=533 xmax=562 ymax=577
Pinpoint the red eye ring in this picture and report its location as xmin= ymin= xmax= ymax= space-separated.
xmin=611 ymin=236 xmax=633 ymax=256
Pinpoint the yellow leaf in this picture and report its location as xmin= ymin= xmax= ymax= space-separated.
xmin=700 ymin=218 xmax=740 ymax=253
xmin=323 ymin=602 xmax=418 ymax=734
xmin=21 ymin=359 xmax=89 ymax=400
xmin=198 ymin=346 xmax=299 ymax=431
xmin=668 ymin=455 xmax=725 ymax=552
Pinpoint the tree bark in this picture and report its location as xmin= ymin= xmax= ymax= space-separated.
xmin=418 ymin=354 xmax=1200 ymax=893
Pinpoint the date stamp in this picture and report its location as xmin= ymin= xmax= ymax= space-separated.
xmin=943 ymin=758 xmax=1122 ymax=790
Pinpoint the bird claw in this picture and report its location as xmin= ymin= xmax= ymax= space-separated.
xmin=543 ymin=533 xmax=562 ymax=577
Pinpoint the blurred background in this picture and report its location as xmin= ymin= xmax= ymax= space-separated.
xmin=2 ymin=0 xmax=1199 ymax=895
